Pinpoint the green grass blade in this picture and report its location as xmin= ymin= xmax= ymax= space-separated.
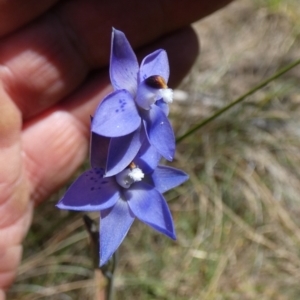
xmin=176 ymin=58 xmax=300 ymax=144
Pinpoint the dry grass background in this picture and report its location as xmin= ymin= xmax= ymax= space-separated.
xmin=7 ymin=0 xmax=300 ymax=299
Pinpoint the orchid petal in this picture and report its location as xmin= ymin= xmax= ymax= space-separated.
xmin=150 ymin=166 xmax=189 ymax=194
xmin=125 ymin=182 xmax=176 ymax=239
xmin=133 ymin=131 xmax=161 ymax=174
xmin=156 ymin=99 xmax=169 ymax=116
xmin=90 ymin=132 xmax=110 ymax=169
xmin=143 ymin=105 xmax=175 ymax=161
xmin=139 ymin=49 xmax=170 ymax=83
xmin=56 ymin=169 xmax=120 ymax=211
xmin=99 ymin=200 xmax=135 ymax=266
xmin=110 ymin=28 xmax=139 ymax=95
xmin=92 ymin=90 xmax=141 ymax=137
xmin=106 ymin=127 xmax=144 ymax=177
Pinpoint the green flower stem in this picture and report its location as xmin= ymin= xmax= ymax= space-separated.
xmin=176 ymin=58 xmax=300 ymax=144
xmin=83 ymin=215 xmax=116 ymax=300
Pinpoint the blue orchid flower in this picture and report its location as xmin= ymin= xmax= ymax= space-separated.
xmin=57 ymin=142 xmax=188 ymax=266
xmin=91 ymin=29 xmax=175 ymax=177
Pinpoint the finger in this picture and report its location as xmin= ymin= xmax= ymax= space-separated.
xmin=0 ymin=0 xmax=230 ymax=119
xmin=22 ymin=74 xmax=110 ymax=203
xmin=0 ymin=0 xmax=59 ymax=36
xmin=0 ymin=246 xmax=23 ymax=290
xmin=22 ymin=26 xmax=198 ymax=203
xmin=0 ymin=86 xmax=29 ymax=229
xmin=0 ymin=86 xmax=33 ymax=290
xmin=0 ymin=13 xmax=90 ymax=120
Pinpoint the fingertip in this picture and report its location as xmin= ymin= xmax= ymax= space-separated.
xmin=0 ymin=289 xmax=5 ymax=300
xmin=163 ymin=26 xmax=200 ymax=87
xmin=0 ymin=245 xmax=23 ymax=291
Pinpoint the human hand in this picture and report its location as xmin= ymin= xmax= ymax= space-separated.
xmin=0 ymin=0 xmax=231 ymax=298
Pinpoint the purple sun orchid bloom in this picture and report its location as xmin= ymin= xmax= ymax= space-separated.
xmin=91 ymin=29 xmax=175 ymax=177
xmin=56 ymin=144 xmax=188 ymax=267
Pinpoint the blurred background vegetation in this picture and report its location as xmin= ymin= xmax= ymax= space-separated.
xmin=8 ymin=0 xmax=300 ymax=299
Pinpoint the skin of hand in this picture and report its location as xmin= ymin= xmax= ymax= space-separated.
xmin=0 ymin=0 xmax=232 ymax=298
